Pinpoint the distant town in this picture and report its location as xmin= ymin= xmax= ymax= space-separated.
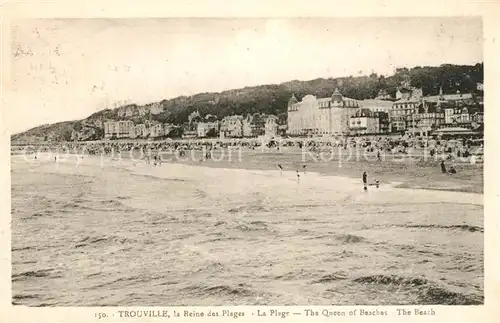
xmin=14 ymin=74 xmax=484 ymax=144
xmin=87 ymin=81 xmax=484 ymax=142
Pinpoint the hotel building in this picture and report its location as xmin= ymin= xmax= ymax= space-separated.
xmin=349 ymin=108 xmax=380 ymax=135
xmin=104 ymin=120 xmax=134 ymax=139
xmin=287 ymin=89 xmax=360 ymax=136
xmin=390 ymin=99 xmax=420 ymax=132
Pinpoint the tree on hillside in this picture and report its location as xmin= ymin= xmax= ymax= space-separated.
xmin=166 ymin=127 xmax=183 ymax=139
xmin=277 ymin=112 xmax=287 ymax=125
xmin=205 ymin=128 xmax=218 ymax=138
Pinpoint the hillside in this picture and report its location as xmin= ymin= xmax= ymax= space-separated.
xmin=12 ymin=63 xmax=484 ymax=142
xmin=11 ymin=121 xmax=77 ymax=142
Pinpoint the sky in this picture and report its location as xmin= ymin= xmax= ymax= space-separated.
xmin=6 ymin=17 xmax=483 ymax=134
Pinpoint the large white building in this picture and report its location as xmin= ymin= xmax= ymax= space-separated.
xmin=287 ymin=89 xmax=360 ymax=136
xmin=104 ymin=120 xmax=134 ymax=139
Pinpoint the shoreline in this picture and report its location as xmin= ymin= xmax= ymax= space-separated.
xmin=13 ymin=149 xmax=484 ymax=195
xmin=170 ymin=159 xmax=483 ymax=195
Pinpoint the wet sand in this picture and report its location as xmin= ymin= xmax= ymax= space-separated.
xmin=157 ymin=147 xmax=484 ymax=194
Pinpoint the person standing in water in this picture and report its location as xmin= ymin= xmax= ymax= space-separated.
xmin=362 ymin=171 xmax=367 ymax=191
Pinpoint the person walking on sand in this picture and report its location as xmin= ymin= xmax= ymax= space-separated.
xmin=277 ymin=164 xmax=283 ymax=176
xmin=303 ymin=165 xmax=307 ymax=174
xmin=296 ymin=170 xmax=300 ymax=182
xmin=362 ymin=171 xmax=368 ymax=191
xmin=440 ymin=160 xmax=447 ymax=173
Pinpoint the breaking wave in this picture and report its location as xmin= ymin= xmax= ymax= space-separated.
xmin=335 ymin=234 xmax=366 ymax=244
xmin=353 ymin=274 xmax=483 ymax=305
xmin=74 ymin=235 xmax=136 ymax=248
xmin=311 ymin=271 xmax=350 ymax=283
xmin=402 ymin=224 xmax=483 ymax=233
xmin=12 ymin=269 xmax=62 ymax=282
xmin=183 ymin=283 xmax=257 ymax=297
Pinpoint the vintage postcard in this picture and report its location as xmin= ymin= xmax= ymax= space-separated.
xmin=1 ymin=0 xmax=499 ymax=322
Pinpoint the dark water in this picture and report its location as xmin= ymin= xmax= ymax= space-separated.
xmin=11 ymin=154 xmax=483 ymax=306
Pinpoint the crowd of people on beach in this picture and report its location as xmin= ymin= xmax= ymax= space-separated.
xmin=16 ymin=134 xmax=482 ymax=191
xmin=16 ymin=134 xmax=482 ymax=159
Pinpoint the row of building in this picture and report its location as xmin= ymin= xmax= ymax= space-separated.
xmin=101 ymin=84 xmax=483 ymax=140
xmin=103 ymin=113 xmax=282 ymax=140
xmin=103 ymin=120 xmax=176 ymax=139
xmin=219 ymin=114 xmax=281 ymax=138
xmin=286 ymin=86 xmax=483 ymax=137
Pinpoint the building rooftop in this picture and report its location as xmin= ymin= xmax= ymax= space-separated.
xmin=393 ymin=98 xmax=422 ymax=104
xmin=360 ymin=99 xmax=394 ymax=108
xmin=425 ymin=93 xmax=473 ymax=102
xmin=223 ymin=115 xmax=243 ymax=120
xmin=352 ymin=108 xmax=374 ymax=117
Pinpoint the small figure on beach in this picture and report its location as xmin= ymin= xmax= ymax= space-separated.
xmin=296 ymin=170 xmax=300 ymax=181
xmin=377 ymin=150 xmax=381 ymax=161
xmin=440 ymin=160 xmax=447 ymax=173
xmin=303 ymin=165 xmax=307 ymax=174
xmin=362 ymin=171 xmax=367 ymax=191
xmin=277 ymin=164 xmax=283 ymax=176
xmin=54 ymin=156 xmax=57 ymax=162
xmin=375 ymin=180 xmax=379 ymax=188
xmin=448 ymin=165 xmax=457 ymax=174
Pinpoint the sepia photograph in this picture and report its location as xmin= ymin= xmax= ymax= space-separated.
xmin=8 ymin=16 xmax=484 ymax=307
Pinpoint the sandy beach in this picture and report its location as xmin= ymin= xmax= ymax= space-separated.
xmin=143 ymin=146 xmax=483 ymax=194
xmin=10 ymin=152 xmax=483 ymax=306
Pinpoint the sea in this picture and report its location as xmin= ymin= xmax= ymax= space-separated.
xmin=11 ymin=153 xmax=484 ymax=306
